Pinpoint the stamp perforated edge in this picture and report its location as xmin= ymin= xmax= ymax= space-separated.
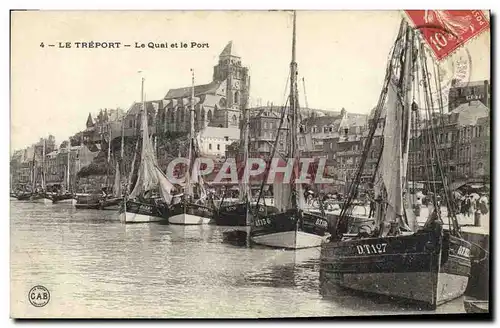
xmin=401 ymin=10 xmax=490 ymax=62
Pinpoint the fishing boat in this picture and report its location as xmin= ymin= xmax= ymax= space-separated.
xmin=52 ymin=141 xmax=77 ymax=205
xmin=215 ymin=78 xmax=279 ymax=226
xmin=168 ymin=70 xmax=215 ymax=225
xmin=30 ymin=139 xmax=52 ymax=204
xmin=249 ymin=12 xmax=330 ymax=249
xmin=100 ymin=125 xmax=123 ymax=210
xmin=120 ymin=77 xmax=173 ymax=223
xmin=319 ymin=20 xmax=471 ymax=310
xmin=16 ymin=192 xmax=32 ymax=201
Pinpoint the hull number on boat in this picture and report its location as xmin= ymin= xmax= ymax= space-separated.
xmin=355 ymin=243 xmax=387 ymax=255
xmin=254 ymin=218 xmax=271 ymax=227
xmin=140 ymin=205 xmax=153 ymax=213
xmin=315 ymin=219 xmax=328 ymax=229
xmin=457 ymin=246 xmax=471 ymax=258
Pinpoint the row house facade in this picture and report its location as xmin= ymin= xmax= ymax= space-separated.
xmin=408 ymin=100 xmax=490 ymax=186
xmin=10 ymin=136 xmax=57 ymax=189
xmin=305 ymin=109 xmax=369 ymax=186
xmin=11 ymin=141 xmax=100 ymax=192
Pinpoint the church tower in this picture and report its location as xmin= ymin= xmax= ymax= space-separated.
xmin=212 ymin=41 xmax=249 ymax=128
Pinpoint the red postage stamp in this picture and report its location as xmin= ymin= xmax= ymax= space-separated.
xmin=404 ymin=10 xmax=489 ymax=61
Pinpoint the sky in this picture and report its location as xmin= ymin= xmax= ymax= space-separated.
xmin=10 ymin=10 xmax=490 ymax=151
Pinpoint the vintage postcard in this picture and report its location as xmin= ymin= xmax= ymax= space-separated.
xmin=10 ymin=10 xmax=491 ymax=318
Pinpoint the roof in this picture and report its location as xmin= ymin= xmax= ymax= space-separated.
xmin=302 ymin=114 xmax=343 ymax=129
xmin=126 ymin=100 xmax=162 ymax=116
xmin=450 ymin=100 xmax=490 ymax=126
xmin=200 ymin=94 xmax=222 ymax=108
xmin=451 ymin=79 xmax=489 ymax=88
xmin=164 ymin=81 xmax=220 ymax=99
xmin=344 ymin=114 xmax=368 ymax=127
xmin=249 ymin=106 xmax=340 ymax=118
xmin=250 ymin=107 xmax=281 ymax=118
xmin=220 ymin=41 xmax=240 ymax=58
xmin=198 ymin=126 xmax=240 ymax=140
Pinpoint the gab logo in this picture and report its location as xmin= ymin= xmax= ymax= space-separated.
xmin=28 ymin=285 xmax=50 ymax=307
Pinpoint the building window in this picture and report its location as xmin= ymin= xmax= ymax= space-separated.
xmin=207 ymin=110 xmax=212 ymax=122
xmin=217 ymin=144 xmax=220 ymax=150
xmin=224 ymin=136 xmax=229 ymax=141
xmin=234 ymin=91 xmax=239 ymax=104
xmin=209 ymin=144 xmax=212 ymax=150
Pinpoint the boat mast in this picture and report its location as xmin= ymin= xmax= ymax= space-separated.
xmin=289 ymin=10 xmax=299 ymax=210
xmin=66 ymin=139 xmax=71 ymax=192
xmin=242 ymin=76 xmax=251 ymax=202
xmin=186 ymin=69 xmax=195 ymax=197
xmin=106 ymin=121 xmax=112 ymax=191
xmin=127 ymin=77 xmax=144 ymax=193
xmin=41 ymin=139 xmax=46 ymax=191
xmin=31 ymin=147 xmax=36 ymax=192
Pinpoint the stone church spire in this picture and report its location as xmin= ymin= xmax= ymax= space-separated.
xmin=219 ymin=41 xmax=240 ymax=58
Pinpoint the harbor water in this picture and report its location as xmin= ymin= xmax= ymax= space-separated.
xmin=11 ymin=200 xmax=467 ymax=318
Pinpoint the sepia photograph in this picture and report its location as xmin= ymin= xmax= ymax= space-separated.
xmin=9 ymin=9 xmax=491 ymax=319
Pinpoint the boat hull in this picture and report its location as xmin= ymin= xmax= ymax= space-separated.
xmin=252 ymin=230 xmax=325 ymax=249
xmin=120 ymin=200 xmax=169 ymax=224
xmin=16 ymin=193 xmax=32 ymax=201
xmin=100 ymin=197 xmax=123 ymax=210
xmin=168 ymin=213 xmax=212 ymax=225
xmin=250 ymin=209 xmax=330 ymax=249
xmin=168 ymin=202 xmax=214 ymax=225
xmin=75 ymin=202 xmax=101 ymax=210
xmin=319 ymin=228 xmax=471 ymax=309
xmin=52 ymin=195 xmax=77 ymax=205
xmin=215 ymin=202 xmax=279 ymax=226
xmin=29 ymin=195 xmax=53 ymax=204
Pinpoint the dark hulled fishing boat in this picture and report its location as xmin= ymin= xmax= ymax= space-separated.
xmin=167 ymin=70 xmax=215 ymax=225
xmin=121 ymin=77 xmax=173 ymax=223
xmin=249 ymin=12 xmax=330 ymax=249
xmin=169 ymin=201 xmax=214 ymax=225
xmin=29 ymin=139 xmax=52 ymax=205
xmin=319 ymin=20 xmax=471 ymax=309
xmin=216 ymin=202 xmax=279 ymax=226
xmin=51 ymin=193 xmax=76 ymax=205
xmin=16 ymin=192 xmax=32 ymax=201
xmin=214 ymin=77 xmax=279 ymax=227
xmin=251 ymin=209 xmax=330 ymax=249
xmin=52 ymin=141 xmax=77 ymax=205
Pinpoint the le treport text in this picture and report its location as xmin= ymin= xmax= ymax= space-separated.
xmin=40 ymin=41 xmax=210 ymax=49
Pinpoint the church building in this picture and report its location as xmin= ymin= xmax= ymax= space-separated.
xmin=158 ymin=41 xmax=250 ymax=134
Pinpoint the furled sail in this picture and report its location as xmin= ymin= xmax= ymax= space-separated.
xmin=113 ymin=160 xmax=122 ymax=198
xmin=129 ymin=108 xmax=173 ymax=203
xmin=380 ymin=80 xmax=404 ymax=223
xmin=272 ymin=157 xmax=292 ymax=212
xmin=372 ymin=24 xmax=414 ymax=234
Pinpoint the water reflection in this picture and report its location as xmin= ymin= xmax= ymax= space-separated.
xmin=10 ymin=200 xmax=465 ymax=318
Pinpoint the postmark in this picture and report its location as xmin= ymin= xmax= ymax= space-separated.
xmin=28 ymin=285 xmax=50 ymax=307
xmin=404 ymin=10 xmax=489 ymax=61
xmin=420 ymin=47 xmax=472 ymax=110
